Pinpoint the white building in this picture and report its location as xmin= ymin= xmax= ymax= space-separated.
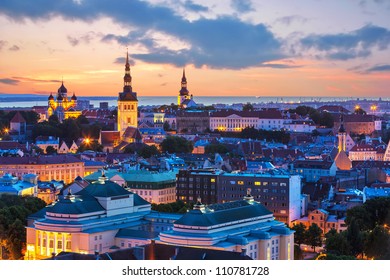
xmin=159 ymin=193 xmax=295 ymax=260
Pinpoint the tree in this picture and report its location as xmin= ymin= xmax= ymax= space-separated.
xmin=0 ymin=195 xmax=46 ymax=259
xmin=242 ymin=102 xmax=254 ymax=111
xmin=60 ymin=118 xmax=82 ymax=141
xmin=306 ymin=223 xmax=323 ymax=252
xmin=77 ymin=140 xmax=103 ymax=152
xmin=354 ymin=107 xmax=367 ymax=115
xmin=346 ymin=205 xmax=372 ymax=231
xmin=48 ymin=114 xmax=60 ymax=126
xmin=325 ymin=229 xmax=350 ymax=256
xmin=291 ymin=223 xmax=307 ymax=247
xmin=45 ymin=145 xmax=57 ymax=155
xmin=364 ymin=225 xmax=390 ymax=260
xmin=346 ymin=218 xmax=365 ymax=257
xmin=319 ymin=112 xmax=334 ymax=128
xmin=205 ymin=143 xmax=229 ymax=155
xmin=163 ymin=121 xmax=171 ymax=131
xmin=138 ymin=145 xmax=159 ymax=158
xmin=160 ymin=136 xmax=193 ymax=154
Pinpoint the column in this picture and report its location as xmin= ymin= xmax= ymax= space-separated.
xmin=40 ymin=231 xmax=43 ymax=256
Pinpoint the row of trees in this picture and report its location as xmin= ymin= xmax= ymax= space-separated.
xmin=32 ymin=115 xmax=104 ymax=143
xmin=0 ymin=195 xmax=46 ymax=260
xmin=290 ymin=105 xmax=334 ymax=128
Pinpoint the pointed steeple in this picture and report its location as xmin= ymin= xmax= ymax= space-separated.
xmin=179 ymin=68 xmax=189 ymax=96
xmin=337 ymin=113 xmax=347 ymax=152
xmin=123 ymin=48 xmax=132 ymax=93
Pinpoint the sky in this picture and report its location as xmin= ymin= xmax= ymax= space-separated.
xmin=0 ymin=0 xmax=389 ymax=98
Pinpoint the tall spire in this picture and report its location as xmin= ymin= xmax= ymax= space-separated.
xmin=123 ymin=48 xmax=132 ymax=93
xmin=179 ymin=68 xmax=189 ymax=96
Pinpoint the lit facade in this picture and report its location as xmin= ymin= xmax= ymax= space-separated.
xmin=0 ymin=155 xmax=84 ymax=184
xmin=117 ymin=51 xmax=138 ymax=137
xmin=159 ymin=194 xmax=295 ymax=260
xmin=84 ymin=169 xmax=177 ymax=204
xmin=177 ymin=69 xmax=191 ymax=107
xmin=47 ymin=82 xmax=81 ymax=121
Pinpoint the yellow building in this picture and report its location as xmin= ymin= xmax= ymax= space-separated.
xmin=117 ymin=51 xmax=138 ymax=137
xmin=0 ymin=155 xmax=84 ymax=184
xmin=47 ymin=81 xmax=81 ymax=121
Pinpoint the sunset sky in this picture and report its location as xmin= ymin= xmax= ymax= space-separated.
xmin=0 ymin=0 xmax=389 ymax=98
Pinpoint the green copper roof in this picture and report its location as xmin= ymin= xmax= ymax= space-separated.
xmin=76 ymin=180 xmax=131 ymax=197
xmin=46 ymin=195 xmax=105 ymax=215
xmin=175 ymin=201 xmax=272 ymax=228
xmin=84 ymin=170 xmax=177 ymax=184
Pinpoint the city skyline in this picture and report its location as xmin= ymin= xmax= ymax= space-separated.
xmin=0 ymin=0 xmax=390 ymax=98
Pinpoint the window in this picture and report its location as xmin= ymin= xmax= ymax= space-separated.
xmin=255 ymin=181 xmax=261 ymax=186
xmin=57 ymin=240 xmax=62 ymax=249
xmin=210 ymin=178 xmax=215 ymax=183
xmin=238 ymin=181 xmax=244 ymax=185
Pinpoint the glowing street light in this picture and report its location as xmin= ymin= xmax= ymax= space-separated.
xmin=3 ymin=128 xmax=9 ymax=134
xmin=84 ymin=138 xmax=91 ymax=144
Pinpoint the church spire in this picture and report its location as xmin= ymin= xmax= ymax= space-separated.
xmin=123 ymin=49 xmax=132 ymax=93
xmin=338 ymin=113 xmax=347 ymax=152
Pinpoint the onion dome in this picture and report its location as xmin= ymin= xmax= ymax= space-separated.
xmin=57 ymin=94 xmax=63 ymax=101
xmin=48 ymin=93 xmax=54 ymax=100
xmin=71 ymin=93 xmax=77 ymax=100
xmin=58 ymin=81 xmax=67 ymax=94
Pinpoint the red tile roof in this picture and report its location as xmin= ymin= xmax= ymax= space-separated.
xmin=10 ymin=112 xmax=26 ymax=123
xmin=0 ymin=154 xmax=83 ymax=165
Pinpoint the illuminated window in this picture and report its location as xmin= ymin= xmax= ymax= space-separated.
xmin=238 ymin=181 xmax=244 ymax=185
xmin=210 ymin=178 xmax=215 ymax=183
xmin=254 ymin=182 xmax=261 ymax=185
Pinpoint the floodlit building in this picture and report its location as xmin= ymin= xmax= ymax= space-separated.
xmin=159 ymin=192 xmax=295 ymax=260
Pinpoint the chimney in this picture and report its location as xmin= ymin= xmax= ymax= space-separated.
xmin=241 ymin=247 xmax=247 ymax=256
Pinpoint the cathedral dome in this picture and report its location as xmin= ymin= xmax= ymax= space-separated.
xmin=71 ymin=93 xmax=77 ymax=100
xmin=48 ymin=93 xmax=54 ymax=100
xmin=58 ymin=82 xmax=67 ymax=94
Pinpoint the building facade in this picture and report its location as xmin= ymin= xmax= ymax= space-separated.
xmin=84 ymin=170 xmax=177 ymax=204
xmin=47 ymin=82 xmax=81 ymax=121
xmin=0 ymin=155 xmax=84 ymax=184
xmin=159 ymin=193 xmax=295 ymax=260
xmin=176 ymin=110 xmax=210 ymax=133
xmin=176 ymin=168 xmax=301 ymax=225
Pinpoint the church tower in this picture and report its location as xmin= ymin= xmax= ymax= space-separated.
xmin=178 ymin=68 xmax=190 ymax=106
xmin=334 ymin=113 xmax=351 ymax=170
xmin=337 ymin=114 xmax=347 ymax=152
xmin=117 ymin=50 xmax=138 ymax=136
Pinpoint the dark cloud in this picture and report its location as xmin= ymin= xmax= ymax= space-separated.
xmin=0 ymin=78 xmax=19 ymax=85
xmin=9 ymin=44 xmax=20 ymax=51
xmin=365 ymin=64 xmax=390 ymax=72
xmin=182 ymin=0 xmax=208 ymax=12
xmin=67 ymin=32 xmax=97 ymax=46
xmin=300 ymin=24 xmax=390 ymax=60
xmin=230 ymin=0 xmax=254 ymax=13
xmin=0 ymin=0 xmax=283 ymax=69
xmin=114 ymin=57 xmax=135 ymax=66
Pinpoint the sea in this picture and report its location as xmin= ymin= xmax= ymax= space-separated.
xmin=0 ymin=93 xmax=385 ymax=108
